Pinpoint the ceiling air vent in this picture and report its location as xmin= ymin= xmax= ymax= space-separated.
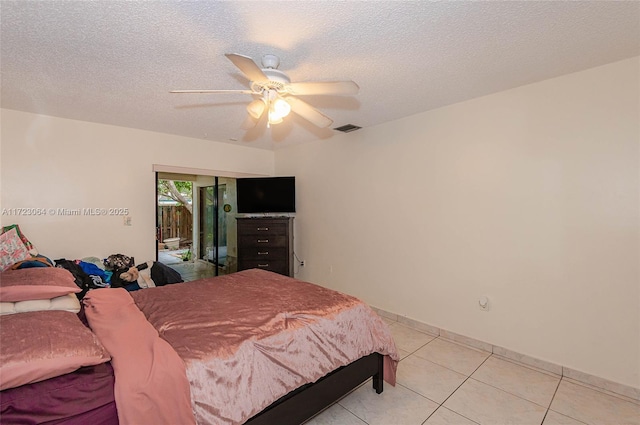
xmin=334 ymin=124 xmax=362 ymax=133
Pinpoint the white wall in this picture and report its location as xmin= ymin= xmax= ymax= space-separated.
xmin=275 ymin=57 xmax=640 ymax=389
xmin=0 ymin=110 xmax=274 ymax=263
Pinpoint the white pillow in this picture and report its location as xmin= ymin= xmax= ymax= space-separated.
xmin=0 ymin=293 xmax=81 ymax=315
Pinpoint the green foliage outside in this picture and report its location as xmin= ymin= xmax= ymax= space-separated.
xmin=158 ymin=180 xmax=193 ymax=214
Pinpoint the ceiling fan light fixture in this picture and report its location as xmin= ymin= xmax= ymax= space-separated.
xmin=247 ymin=99 xmax=266 ymax=119
xmin=267 ymin=114 xmax=283 ymax=125
xmin=271 ymin=97 xmax=291 ymax=120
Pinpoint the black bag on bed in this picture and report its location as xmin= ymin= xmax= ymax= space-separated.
xmin=54 ymin=259 xmax=93 ymax=299
xmin=148 ymin=261 xmax=183 ymax=286
xmin=108 ymin=268 xmax=129 ymax=288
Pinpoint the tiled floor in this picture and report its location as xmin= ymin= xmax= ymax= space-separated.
xmin=158 ymin=247 xmax=224 ymax=281
xmin=306 ymin=320 xmax=640 ymax=425
xmin=167 ymin=259 xmax=217 ymax=281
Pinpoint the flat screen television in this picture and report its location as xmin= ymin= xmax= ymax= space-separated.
xmin=236 ymin=176 xmax=296 ymax=214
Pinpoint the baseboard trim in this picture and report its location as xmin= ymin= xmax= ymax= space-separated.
xmin=371 ymin=306 xmax=640 ymax=403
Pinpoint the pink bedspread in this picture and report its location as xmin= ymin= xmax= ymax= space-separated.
xmin=83 ymin=288 xmax=195 ymax=425
xmin=86 ymin=269 xmax=399 ymax=425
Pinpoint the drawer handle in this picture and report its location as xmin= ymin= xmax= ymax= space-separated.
xmin=257 ymin=263 xmax=269 ymax=268
xmin=257 ymin=227 xmax=269 ymax=231
xmin=257 ymin=239 xmax=269 ymax=243
xmin=258 ymin=251 xmax=269 ymax=255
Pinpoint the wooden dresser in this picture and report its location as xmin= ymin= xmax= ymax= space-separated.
xmin=237 ymin=217 xmax=294 ymax=277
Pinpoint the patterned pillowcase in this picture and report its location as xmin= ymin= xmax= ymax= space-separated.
xmin=0 ymin=229 xmax=31 ymax=272
xmin=1 ymin=224 xmax=38 ymax=256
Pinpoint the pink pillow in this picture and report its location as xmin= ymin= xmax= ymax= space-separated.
xmin=0 ymin=310 xmax=111 ymax=390
xmin=0 ymin=267 xmax=80 ymax=302
xmin=0 ymin=228 xmax=31 ymax=271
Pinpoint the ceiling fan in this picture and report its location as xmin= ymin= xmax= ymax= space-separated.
xmin=170 ymin=53 xmax=359 ymax=128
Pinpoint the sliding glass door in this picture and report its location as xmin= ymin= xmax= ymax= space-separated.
xmin=198 ymin=178 xmax=237 ymax=276
xmin=199 ymin=184 xmax=215 ymax=267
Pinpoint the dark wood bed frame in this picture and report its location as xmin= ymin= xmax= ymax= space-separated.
xmin=246 ymin=352 xmax=384 ymax=425
xmin=0 ymin=352 xmax=384 ymax=425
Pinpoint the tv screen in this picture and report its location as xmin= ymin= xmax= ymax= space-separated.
xmin=236 ymin=177 xmax=296 ymax=214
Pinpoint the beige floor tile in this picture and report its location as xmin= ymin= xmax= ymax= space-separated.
xmin=424 ymin=406 xmax=479 ymax=424
xmin=304 ymin=404 xmax=367 ymax=425
xmin=339 ymin=378 xmax=438 ymax=425
xmin=493 ymin=345 xmax=562 ymax=376
xmin=439 ymin=330 xmax=493 ymax=352
xmin=550 ymin=379 xmax=640 ymax=425
xmin=443 ymin=378 xmax=547 ymax=425
xmin=388 ymin=322 xmax=436 ymax=353
xmin=562 ymin=377 xmax=640 ymax=406
xmin=472 ymin=356 xmax=560 ymax=407
xmin=399 ymin=348 xmax=412 ymax=360
xmin=371 ymin=308 xmax=398 ymax=322
xmin=397 ymin=316 xmax=441 ymax=336
xmin=397 ymin=354 xmax=467 ymax=403
xmin=562 ymin=368 xmax=640 ymax=403
xmin=542 ymin=410 xmax=588 ymax=425
xmin=169 ymin=260 xmax=217 ymax=281
xmin=381 ymin=317 xmax=395 ymax=326
xmin=413 ymin=337 xmax=490 ymax=376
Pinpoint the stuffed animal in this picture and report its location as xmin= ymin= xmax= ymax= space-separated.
xmin=118 ymin=261 xmax=183 ymax=289
xmin=119 ymin=267 xmax=140 ymax=283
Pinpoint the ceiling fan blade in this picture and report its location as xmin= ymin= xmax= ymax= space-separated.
xmin=241 ymin=99 xmax=269 ymax=130
xmin=170 ymin=89 xmax=254 ymax=94
xmin=242 ymin=105 xmax=269 ymax=140
xmin=246 ymin=99 xmax=266 ymax=120
xmin=225 ymin=53 xmax=269 ymax=83
xmin=286 ymin=81 xmax=359 ymax=96
xmin=285 ymin=97 xmax=333 ymax=128
xmin=241 ymin=114 xmax=259 ymax=130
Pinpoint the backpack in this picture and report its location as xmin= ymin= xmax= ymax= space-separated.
xmin=103 ymin=254 xmax=134 ymax=271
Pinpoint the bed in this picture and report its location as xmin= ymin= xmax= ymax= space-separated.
xmin=1 ymin=267 xmax=398 ymax=424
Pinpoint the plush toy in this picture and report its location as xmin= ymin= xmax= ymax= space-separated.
xmin=119 ymin=267 xmax=140 ymax=283
xmin=118 ymin=261 xmax=183 ymax=289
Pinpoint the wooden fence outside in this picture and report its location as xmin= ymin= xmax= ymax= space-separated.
xmin=158 ymin=205 xmax=192 ymax=245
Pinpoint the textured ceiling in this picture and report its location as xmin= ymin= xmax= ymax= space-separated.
xmin=1 ymin=1 xmax=639 ymax=150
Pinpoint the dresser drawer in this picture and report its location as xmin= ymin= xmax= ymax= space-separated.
xmin=239 ymin=247 xmax=288 ymax=261
xmin=238 ymin=234 xmax=288 ymax=248
xmin=238 ymin=259 xmax=289 ymax=276
xmin=237 ymin=221 xmax=288 ymax=236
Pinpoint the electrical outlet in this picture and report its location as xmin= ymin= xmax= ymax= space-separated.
xmin=300 ymin=260 xmax=305 ymax=267
xmin=479 ymin=296 xmax=490 ymax=311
